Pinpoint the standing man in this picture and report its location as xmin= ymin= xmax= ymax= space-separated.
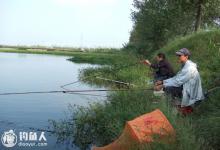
xmin=143 ymin=53 xmax=175 ymax=81
xmin=155 ymin=48 xmax=205 ymax=114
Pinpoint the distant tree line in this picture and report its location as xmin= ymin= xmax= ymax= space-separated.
xmin=124 ymin=0 xmax=220 ymax=55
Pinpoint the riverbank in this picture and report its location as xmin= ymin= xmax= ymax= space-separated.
xmin=0 ymin=47 xmax=123 ymax=65
xmin=50 ymin=30 xmax=220 ymax=150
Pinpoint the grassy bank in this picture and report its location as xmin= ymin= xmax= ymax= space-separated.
xmin=50 ymin=30 xmax=220 ymax=150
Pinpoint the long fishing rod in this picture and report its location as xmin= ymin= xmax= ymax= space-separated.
xmin=66 ymin=92 xmax=108 ymax=97
xmin=61 ymin=62 xmax=139 ymax=88
xmin=0 ymin=88 xmax=154 ymax=96
xmin=61 ymin=87 xmax=108 ymax=98
xmin=95 ymin=76 xmax=136 ymax=87
xmin=60 ymin=62 xmax=140 ymax=89
xmin=206 ymin=86 xmax=220 ymax=95
xmin=29 ymin=127 xmax=55 ymax=133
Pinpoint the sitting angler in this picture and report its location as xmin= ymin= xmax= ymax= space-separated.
xmin=142 ymin=52 xmax=175 ymax=82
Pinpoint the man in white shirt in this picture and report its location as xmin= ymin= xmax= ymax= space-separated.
xmin=155 ymin=48 xmax=204 ymax=114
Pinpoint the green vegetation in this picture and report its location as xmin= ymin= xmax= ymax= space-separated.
xmin=0 ymin=47 xmax=80 ymax=56
xmin=2 ymin=1 xmax=219 ymax=150
xmin=0 ymin=47 xmax=124 ymax=66
xmin=68 ymin=51 xmax=125 ymax=65
xmin=50 ymin=30 xmax=220 ymax=150
xmin=157 ymin=30 xmax=220 ymax=87
xmin=0 ymin=47 xmax=120 ymax=60
xmin=126 ymin=0 xmax=220 ymax=55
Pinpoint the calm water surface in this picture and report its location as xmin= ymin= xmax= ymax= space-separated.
xmin=0 ymin=52 xmax=105 ymax=150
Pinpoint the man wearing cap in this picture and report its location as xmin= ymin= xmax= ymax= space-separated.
xmin=155 ymin=48 xmax=204 ymax=114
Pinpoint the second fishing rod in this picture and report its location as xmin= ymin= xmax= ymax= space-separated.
xmin=60 ymin=61 xmax=142 ymax=90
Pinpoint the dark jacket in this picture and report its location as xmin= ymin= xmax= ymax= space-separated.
xmin=150 ymin=59 xmax=175 ymax=78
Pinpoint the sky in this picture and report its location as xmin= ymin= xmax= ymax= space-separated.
xmin=0 ymin=0 xmax=134 ymax=48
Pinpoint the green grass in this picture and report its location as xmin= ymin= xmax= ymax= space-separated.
xmin=50 ymin=30 xmax=220 ymax=150
xmin=154 ymin=29 xmax=220 ymax=87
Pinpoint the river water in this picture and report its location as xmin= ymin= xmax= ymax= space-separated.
xmin=0 ymin=52 xmax=105 ymax=150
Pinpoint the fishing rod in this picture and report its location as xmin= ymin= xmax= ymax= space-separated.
xmin=29 ymin=127 xmax=55 ymax=133
xmin=60 ymin=62 xmax=140 ymax=88
xmin=66 ymin=92 xmax=108 ymax=97
xmin=0 ymin=88 xmax=154 ymax=96
xmin=60 ymin=62 xmax=140 ymax=90
xmin=60 ymin=87 xmax=109 ymax=98
xmin=95 ymin=76 xmax=136 ymax=87
xmin=207 ymin=86 xmax=220 ymax=93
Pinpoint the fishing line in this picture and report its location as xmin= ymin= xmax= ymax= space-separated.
xmin=29 ymin=127 xmax=55 ymax=133
xmin=0 ymin=88 xmax=154 ymax=96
